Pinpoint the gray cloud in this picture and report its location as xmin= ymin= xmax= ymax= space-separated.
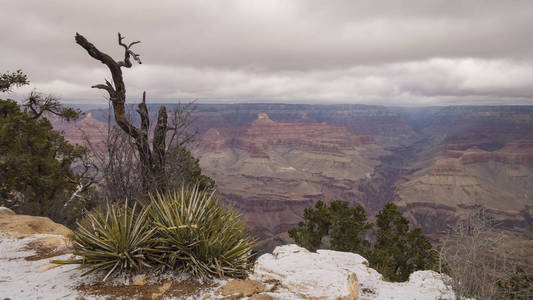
xmin=2 ymin=0 xmax=533 ymax=105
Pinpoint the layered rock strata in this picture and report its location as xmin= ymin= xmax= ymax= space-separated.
xmin=195 ymin=113 xmax=387 ymax=245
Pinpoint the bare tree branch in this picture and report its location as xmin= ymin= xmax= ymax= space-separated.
xmin=117 ymin=33 xmax=142 ymax=67
xmin=137 ymin=91 xmax=150 ymax=134
xmin=92 ymin=79 xmax=116 ymax=98
xmin=75 ymin=32 xmax=140 ymax=139
xmin=167 ymin=101 xmax=198 ymax=149
xmin=23 ymin=92 xmax=82 ymax=121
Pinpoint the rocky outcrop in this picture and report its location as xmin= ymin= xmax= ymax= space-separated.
xmin=431 ymin=158 xmax=464 ymax=175
xmin=251 ymin=245 xmax=360 ymax=299
xmin=0 ymin=207 xmax=15 ymax=216
xmin=216 ymin=279 xmax=268 ymax=298
xmin=249 ymin=244 xmax=455 ymax=300
xmin=0 ymin=209 xmax=77 ymax=298
xmin=493 ymin=140 xmax=533 ymax=166
xmin=0 ymin=208 xmax=72 ymax=238
xmin=442 ymin=141 xmax=533 ymax=166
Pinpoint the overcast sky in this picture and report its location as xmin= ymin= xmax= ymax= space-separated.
xmin=2 ymin=0 xmax=533 ymax=106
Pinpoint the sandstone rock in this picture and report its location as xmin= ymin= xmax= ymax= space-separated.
xmin=0 ymin=207 xmax=15 ymax=216
xmin=38 ymin=263 xmax=61 ymax=273
xmin=151 ymin=281 xmax=172 ymax=299
xmin=132 ymin=275 xmax=147 ymax=286
xmin=0 ymin=213 xmax=73 ymax=261
xmin=217 ymin=279 xmax=266 ymax=297
xmin=249 ymin=294 xmax=275 ymax=300
xmin=0 ymin=214 xmax=72 ymax=237
xmin=218 ymin=294 xmax=242 ymax=300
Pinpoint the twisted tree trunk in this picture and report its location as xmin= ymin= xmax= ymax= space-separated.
xmin=75 ymin=33 xmax=168 ymax=194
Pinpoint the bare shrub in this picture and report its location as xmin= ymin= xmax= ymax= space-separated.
xmin=83 ymin=102 xmax=212 ymax=204
xmin=440 ymin=208 xmax=532 ymax=299
xmin=88 ymin=125 xmax=145 ymax=203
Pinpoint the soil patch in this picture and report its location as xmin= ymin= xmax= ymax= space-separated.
xmin=23 ymin=239 xmax=72 ymax=261
xmin=77 ymin=278 xmax=216 ymax=300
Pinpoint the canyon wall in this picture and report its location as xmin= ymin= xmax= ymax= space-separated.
xmin=56 ymin=104 xmax=533 ymax=251
xmin=393 ymin=106 xmax=533 ymax=240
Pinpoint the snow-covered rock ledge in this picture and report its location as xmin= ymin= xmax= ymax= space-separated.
xmin=251 ymin=244 xmax=455 ymax=300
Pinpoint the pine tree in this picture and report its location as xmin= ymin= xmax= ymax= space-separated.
xmin=289 ymin=201 xmax=438 ymax=282
xmin=370 ymin=203 xmax=437 ymax=281
xmin=288 ymin=200 xmax=372 ymax=254
xmin=165 ymin=146 xmax=215 ymax=191
xmin=329 ymin=200 xmax=373 ymax=256
xmin=288 ymin=200 xmax=331 ymax=252
xmin=0 ymin=71 xmax=93 ymax=224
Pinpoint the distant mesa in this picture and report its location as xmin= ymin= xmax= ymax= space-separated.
xmin=204 ymin=128 xmax=221 ymax=138
xmin=431 ymin=158 xmax=464 ymax=175
xmin=51 ymin=112 xmax=108 ymax=149
xmin=254 ymin=112 xmax=275 ymax=124
xmin=443 ymin=140 xmax=533 ymax=166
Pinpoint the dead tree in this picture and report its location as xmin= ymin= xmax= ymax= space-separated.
xmin=75 ymin=33 xmax=168 ymax=193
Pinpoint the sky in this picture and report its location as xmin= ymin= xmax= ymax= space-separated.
xmin=2 ymin=0 xmax=533 ymax=106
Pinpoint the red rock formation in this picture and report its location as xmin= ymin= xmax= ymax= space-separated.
xmin=446 ymin=141 xmax=533 ymax=166
xmin=459 ymin=147 xmax=492 ymax=164
xmin=493 ymin=140 xmax=533 ymax=166
xmin=53 ymin=113 xmax=108 ymax=151
xmin=431 ymin=158 xmax=464 ymax=175
xmin=200 ymin=128 xmax=232 ymax=151
xmin=195 ymin=112 xmax=386 ymax=249
xmin=198 ymin=112 xmax=372 ymax=154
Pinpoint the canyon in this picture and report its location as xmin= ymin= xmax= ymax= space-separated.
xmin=56 ymin=104 xmax=533 ymax=253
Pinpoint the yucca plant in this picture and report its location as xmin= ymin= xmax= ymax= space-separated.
xmin=54 ymin=201 xmax=156 ymax=281
xmin=149 ymin=186 xmax=256 ymax=279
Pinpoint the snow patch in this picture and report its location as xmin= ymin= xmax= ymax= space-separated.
xmin=0 ymin=233 xmax=92 ymax=299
